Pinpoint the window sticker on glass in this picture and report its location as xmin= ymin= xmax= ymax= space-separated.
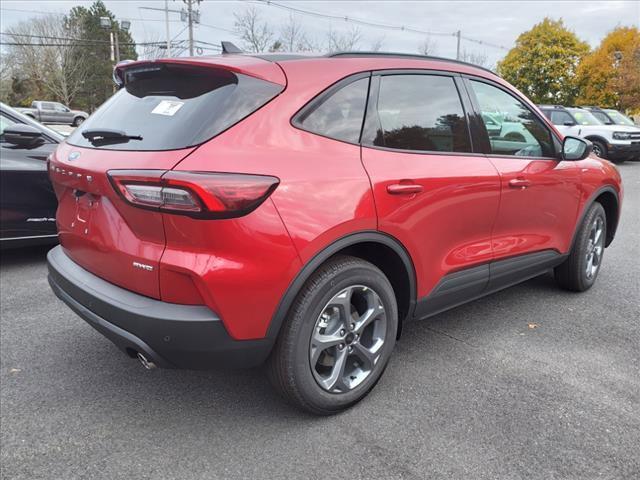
xmin=151 ymin=100 xmax=184 ymax=116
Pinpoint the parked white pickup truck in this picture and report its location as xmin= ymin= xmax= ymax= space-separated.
xmin=539 ymin=105 xmax=640 ymax=163
xmin=15 ymin=101 xmax=88 ymax=127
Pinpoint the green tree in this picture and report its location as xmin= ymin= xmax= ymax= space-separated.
xmin=497 ymin=18 xmax=589 ymax=105
xmin=576 ymin=26 xmax=640 ymax=112
xmin=67 ymin=0 xmax=137 ymax=111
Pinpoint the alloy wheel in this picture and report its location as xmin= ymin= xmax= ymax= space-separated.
xmin=309 ymin=285 xmax=387 ymax=393
xmin=585 ymin=216 xmax=604 ymax=280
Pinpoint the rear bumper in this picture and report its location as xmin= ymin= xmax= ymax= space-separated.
xmin=47 ymin=246 xmax=273 ymax=369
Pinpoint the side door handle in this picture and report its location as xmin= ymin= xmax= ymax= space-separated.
xmin=387 ymin=183 xmax=424 ymax=195
xmin=508 ymin=178 xmax=531 ymax=189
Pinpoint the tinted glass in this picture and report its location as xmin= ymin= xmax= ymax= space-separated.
xmin=471 ymin=80 xmax=554 ymax=157
xmin=550 ymin=110 xmax=574 ymax=125
xmin=42 ymin=102 xmax=55 ymax=110
xmin=297 ymin=77 xmax=369 ymax=143
xmin=368 ymin=74 xmax=471 ymax=152
xmin=67 ymin=64 xmax=283 ymax=151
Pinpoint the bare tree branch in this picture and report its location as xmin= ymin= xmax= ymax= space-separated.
xmin=418 ymin=36 xmax=438 ymax=56
xmin=459 ymin=49 xmax=490 ymax=68
xmin=326 ymin=26 xmax=362 ymax=52
xmin=233 ymin=6 xmax=274 ymax=53
xmin=5 ymin=15 xmax=89 ymax=106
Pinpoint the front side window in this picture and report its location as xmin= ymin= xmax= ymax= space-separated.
xmin=470 ymin=80 xmax=554 ymax=158
xmin=567 ymin=108 xmax=601 ymax=126
xmin=294 ymin=77 xmax=369 ymax=144
xmin=550 ymin=110 xmax=574 ymax=125
xmin=366 ymin=74 xmax=471 ymax=152
xmin=591 ymin=111 xmax=612 ymax=124
xmin=604 ymin=109 xmax=635 ymax=126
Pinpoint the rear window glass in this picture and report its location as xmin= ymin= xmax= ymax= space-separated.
xmin=67 ymin=64 xmax=283 ymax=151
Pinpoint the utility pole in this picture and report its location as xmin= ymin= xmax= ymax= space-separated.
xmin=164 ymin=0 xmax=171 ymax=56
xmin=456 ymin=30 xmax=461 ymax=60
xmin=184 ymin=0 xmax=200 ymax=56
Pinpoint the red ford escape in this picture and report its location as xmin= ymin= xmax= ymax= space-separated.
xmin=47 ymin=47 xmax=623 ymax=415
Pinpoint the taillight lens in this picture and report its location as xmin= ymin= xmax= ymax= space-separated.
xmin=108 ymin=170 xmax=279 ymax=219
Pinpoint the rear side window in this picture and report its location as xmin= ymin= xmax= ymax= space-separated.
xmin=365 ymin=74 xmax=472 ymax=153
xmin=67 ymin=64 xmax=283 ymax=151
xmin=294 ymin=76 xmax=369 ymax=144
xmin=550 ymin=110 xmax=574 ymax=125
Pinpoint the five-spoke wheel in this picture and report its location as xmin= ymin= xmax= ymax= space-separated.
xmin=268 ymin=256 xmax=397 ymax=415
xmin=310 ymin=285 xmax=387 ymax=393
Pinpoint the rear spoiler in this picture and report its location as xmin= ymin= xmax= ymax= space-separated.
xmin=112 ymin=44 xmax=285 ymax=89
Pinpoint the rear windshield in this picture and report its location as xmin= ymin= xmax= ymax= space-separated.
xmin=67 ymin=63 xmax=283 ymax=151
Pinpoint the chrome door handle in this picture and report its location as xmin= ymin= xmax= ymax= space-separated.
xmin=387 ymin=183 xmax=424 ymax=195
xmin=508 ymin=178 xmax=531 ymax=189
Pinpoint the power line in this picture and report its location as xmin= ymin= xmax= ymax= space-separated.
xmin=250 ymin=0 xmax=509 ymax=51
xmin=251 ymin=0 xmax=452 ymax=37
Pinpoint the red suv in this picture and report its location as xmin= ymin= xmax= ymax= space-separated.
xmin=47 ymin=51 xmax=622 ymax=414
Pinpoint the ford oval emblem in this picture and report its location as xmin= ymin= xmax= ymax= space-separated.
xmin=68 ymin=151 xmax=81 ymax=161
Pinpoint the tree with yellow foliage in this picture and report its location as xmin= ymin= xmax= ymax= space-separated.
xmin=576 ymin=27 xmax=640 ymax=112
xmin=497 ymin=18 xmax=589 ymax=105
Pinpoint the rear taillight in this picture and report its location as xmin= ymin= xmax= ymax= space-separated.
xmin=107 ymin=170 xmax=279 ymax=219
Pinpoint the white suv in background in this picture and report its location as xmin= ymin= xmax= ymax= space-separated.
xmin=539 ymin=105 xmax=640 ymax=163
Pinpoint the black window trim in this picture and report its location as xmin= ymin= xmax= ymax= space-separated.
xmin=360 ymin=69 xmax=478 ymax=156
xmin=290 ymin=71 xmax=372 ymax=146
xmin=462 ymin=74 xmax=563 ymax=161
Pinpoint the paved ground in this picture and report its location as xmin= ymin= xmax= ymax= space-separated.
xmin=1 ymin=163 xmax=639 ymax=480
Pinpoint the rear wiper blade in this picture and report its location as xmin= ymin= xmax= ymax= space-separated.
xmin=81 ymin=128 xmax=142 ymax=146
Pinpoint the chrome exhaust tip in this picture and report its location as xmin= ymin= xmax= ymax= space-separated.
xmin=136 ymin=352 xmax=157 ymax=370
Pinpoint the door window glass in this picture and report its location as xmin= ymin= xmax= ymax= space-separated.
xmin=550 ymin=111 xmax=574 ymax=125
xmin=367 ymin=74 xmax=471 ymax=152
xmin=470 ymin=80 xmax=554 ymax=157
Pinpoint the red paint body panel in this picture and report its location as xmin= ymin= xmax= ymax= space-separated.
xmin=50 ymin=54 xmax=624 ymax=345
xmin=487 ymin=158 xmax=582 ymax=259
xmin=50 ymin=142 xmax=194 ymax=298
xmin=361 ymin=148 xmax=501 ymax=297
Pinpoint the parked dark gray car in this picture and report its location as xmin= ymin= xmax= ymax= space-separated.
xmin=1 ymin=103 xmax=62 ymax=247
xmin=15 ymin=101 xmax=88 ymax=126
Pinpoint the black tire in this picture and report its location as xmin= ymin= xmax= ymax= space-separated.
xmin=591 ymin=140 xmax=607 ymax=159
xmin=267 ymin=255 xmax=398 ymax=415
xmin=73 ymin=117 xmax=84 ymax=127
xmin=555 ymin=202 xmax=607 ymax=292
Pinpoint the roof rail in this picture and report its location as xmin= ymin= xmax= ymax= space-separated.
xmin=326 ymin=51 xmax=496 ymax=75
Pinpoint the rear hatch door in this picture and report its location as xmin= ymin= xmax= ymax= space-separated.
xmin=50 ymin=58 xmax=285 ymax=299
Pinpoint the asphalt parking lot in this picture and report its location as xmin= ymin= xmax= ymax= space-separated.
xmin=1 ymin=162 xmax=639 ymax=480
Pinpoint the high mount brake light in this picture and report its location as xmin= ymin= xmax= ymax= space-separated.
xmin=107 ymin=170 xmax=280 ymax=219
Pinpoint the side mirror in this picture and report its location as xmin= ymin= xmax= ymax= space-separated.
xmin=3 ymin=124 xmax=45 ymax=148
xmin=562 ymin=136 xmax=592 ymax=161
xmin=563 ymin=121 xmax=576 ymax=126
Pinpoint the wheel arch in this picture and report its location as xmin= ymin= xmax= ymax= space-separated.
xmin=583 ymin=135 xmax=608 ymax=147
xmin=267 ymin=231 xmax=417 ymax=342
xmin=571 ymin=186 xmax=620 ymax=249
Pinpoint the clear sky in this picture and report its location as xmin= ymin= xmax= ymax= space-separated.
xmin=1 ymin=0 xmax=638 ymax=67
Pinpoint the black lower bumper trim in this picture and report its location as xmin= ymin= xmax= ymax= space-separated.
xmin=47 ymin=246 xmax=273 ymax=369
